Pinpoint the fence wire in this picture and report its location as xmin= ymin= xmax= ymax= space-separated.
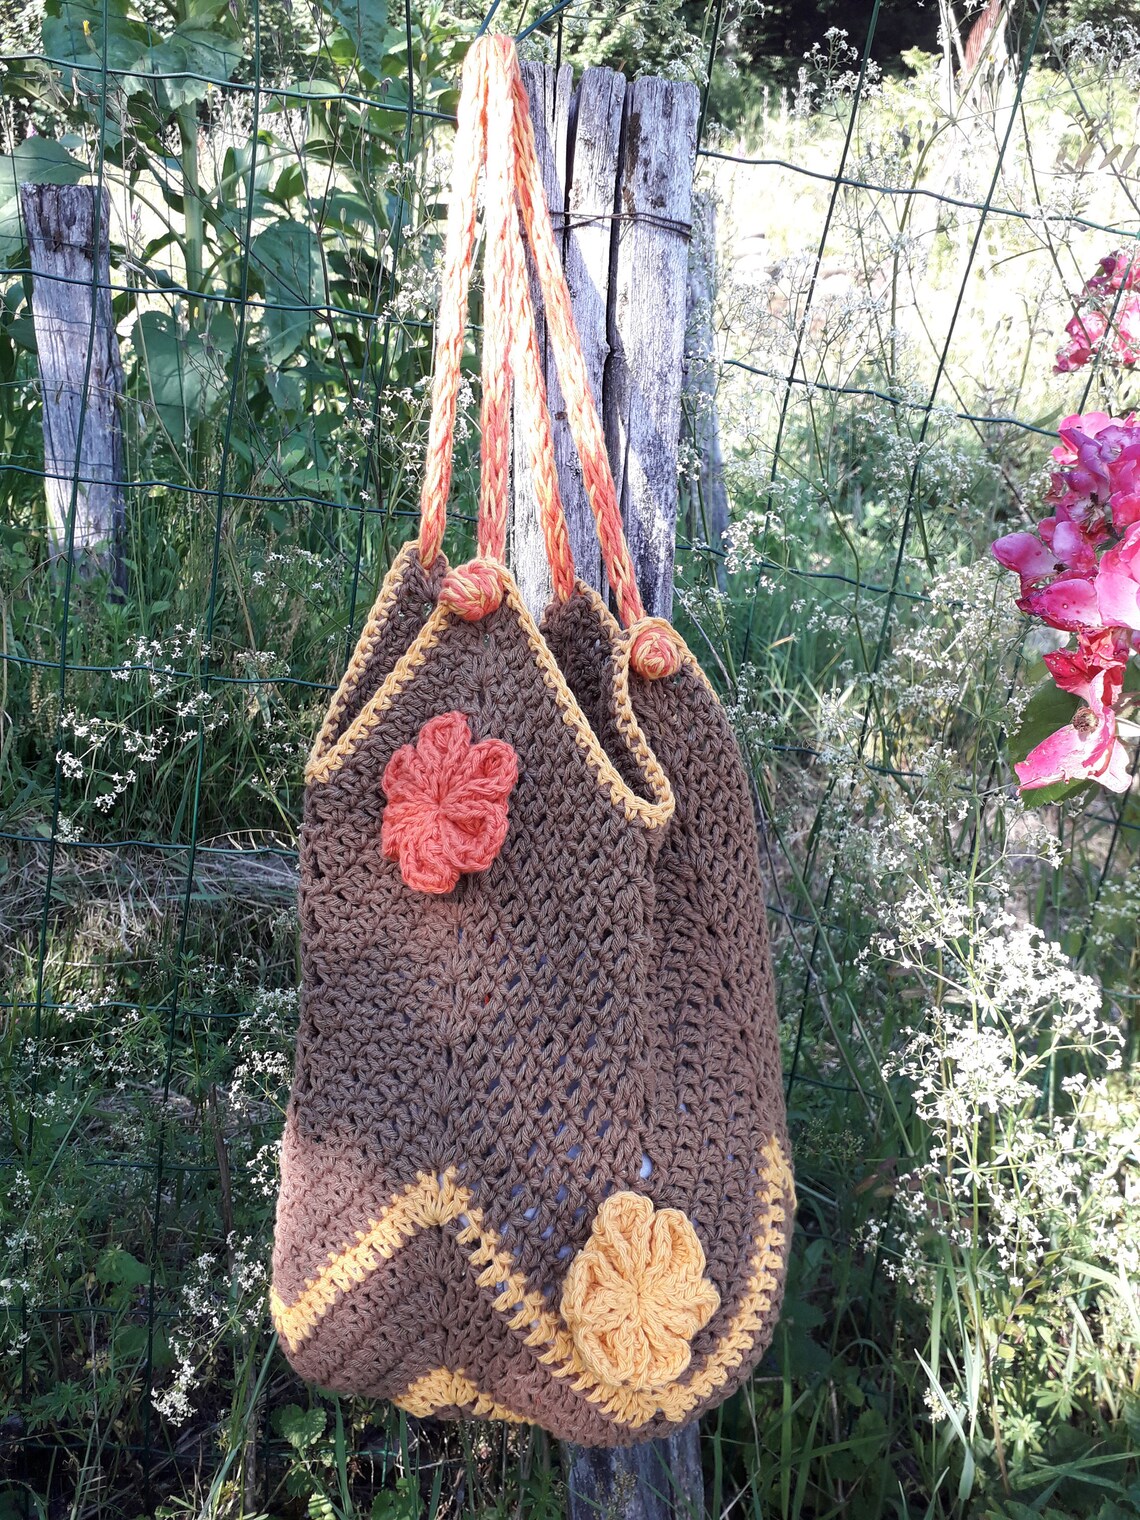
xmin=2 ymin=0 xmax=1139 ymax=1511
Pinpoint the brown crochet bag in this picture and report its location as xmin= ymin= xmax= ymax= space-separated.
xmin=271 ymin=35 xmax=793 ymax=1447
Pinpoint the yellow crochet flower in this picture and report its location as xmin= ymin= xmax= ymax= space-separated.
xmin=560 ymin=1192 xmax=721 ymax=1392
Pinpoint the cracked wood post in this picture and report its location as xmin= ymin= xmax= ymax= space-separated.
xmin=683 ymin=193 xmax=729 ymax=593
xmin=20 ymin=182 xmax=126 ymax=582
xmin=513 ymin=62 xmax=703 ymax=1520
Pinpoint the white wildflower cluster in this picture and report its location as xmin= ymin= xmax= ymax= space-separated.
xmin=721 ymin=662 xmax=787 ymax=751
xmin=247 ymin=1138 xmax=283 ymax=1203
xmin=1057 ymin=19 xmax=1140 ymax=90
xmin=250 ymin=546 xmax=329 ymax=595
xmin=118 ymin=624 xmax=211 ymax=691
xmin=875 ymin=883 xmax=1135 ymax=1314
xmin=152 ymin=1236 xmax=269 ymax=1427
xmin=795 ymin=29 xmax=883 ymax=117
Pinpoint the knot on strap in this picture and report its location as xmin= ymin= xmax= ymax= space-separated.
xmin=439 ymin=557 xmax=507 ymax=621
xmin=629 ymin=618 xmax=682 ymax=680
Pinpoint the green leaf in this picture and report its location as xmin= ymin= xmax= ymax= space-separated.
xmin=1 ymin=138 xmax=87 ymax=191
xmin=320 ymin=0 xmax=388 ymax=77
xmin=112 ymin=1323 xmax=150 ymax=1360
xmin=42 ymin=0 xmax=150 ymax=88
xmin=272 ymin=1403 xmax=327 ymax=1449
xmin=133 ymin=310 xmax=229 ymax=440
xmin=252 ymin=221 xmax=326 ymax=363
xmin=96 ymin=1247 xmax=150 ymax=1287
xmin=0 ymin=141 xmax=87 ymax=264
xmin=371 ymin=1477 xmax=419 ymax=1520
xmin=122 ymin=26 xmax=243 ymax=112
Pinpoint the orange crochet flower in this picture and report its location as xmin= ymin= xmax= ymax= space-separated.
xmin=381 ymin=711 xmax=519 ymax=894
xmin=560 ymin=1192 xmax=721 ymax=1392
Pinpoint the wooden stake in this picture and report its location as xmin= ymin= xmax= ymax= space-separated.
xmin=512 ymin=62 xmax=704 ymax=1520
xmin=683 ymin=193 xmax=729 ymax=592
xmin=20 ymin=182 xmax=126 ymax=581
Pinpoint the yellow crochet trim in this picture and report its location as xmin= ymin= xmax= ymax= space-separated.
xmin=270 ymin=1169 xmax=469 ymax=1348
xmin=304 ymin=561 xmax=674 ymax=830
xmin=394 ymin=1367 xmax=528 ymax=1423
xmin=271 ymin=1136 xmax=794 ymax=1429
xmin=308 ymin=540 xmax=422 ymax=773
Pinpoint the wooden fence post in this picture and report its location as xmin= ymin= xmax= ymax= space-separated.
xmin=682 ymin=194 xmax=729 ymax=592
xmin=20 ymin=182 xmax=126 ymax=581
xmin=512 ymin=62 xmax=703 ymax=1520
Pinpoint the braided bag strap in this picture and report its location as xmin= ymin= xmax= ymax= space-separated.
xmin=418 ymin=36 xmax=679 ymax=680
xmin=503 ymin=46 xmax=682 ymax=680
xmin=417 ymin=37 xmax=575 ymax=617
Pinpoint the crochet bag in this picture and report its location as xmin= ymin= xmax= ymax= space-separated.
xmin=271 ymin=36 xmax=793 ymax=1447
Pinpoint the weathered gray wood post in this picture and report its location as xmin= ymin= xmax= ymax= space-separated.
xmin=20 ymin=183 xmax=126 ymax=580
xmin=682 ymin=193 xmax=728 ymax=592
xmin=512 ymin=62 xmax=703 ymax=1520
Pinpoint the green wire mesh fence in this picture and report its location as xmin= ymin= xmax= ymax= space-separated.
xmin=2 ymin=0 xmax=1139 ymax=1512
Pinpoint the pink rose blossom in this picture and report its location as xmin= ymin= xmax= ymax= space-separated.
xmin=1043 ymin=627 xmax=1129 ymax=702
xmin=1051 ymin=412 xmax=1115 ymax=465
xmin=1042 ymin=514 xmax=1099 ymax=574
xmin=1055 ymin=252 xmax=1140 ymax=371
xmin=991 ymin=375 xmax=1139 ymax=793
xmin=1055 ymin=309 xmax=1107 ymax=372
xmin=1083 ymin=250 xmax=1140 ymax=297
xmin=1015 ymin=708 xmax=1131 ymax=793
xmin=1017 ymin=629 xmax=1132 ymax=794
xmin=1020 ymin=570 xmax=1103 ymax=633
xmin=1049 ymin=418 xmax=1117 ymax=509
xmin=1095 ymin=522 xmax=1140 ymax=630
xmin=1107 ymin=441 xmax=1140 ymax=529
xmin=991 ymin=531 xmax=1055 ymax=593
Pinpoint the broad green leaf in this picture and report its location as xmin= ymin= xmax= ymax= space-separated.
xmin=122 ymin=26 xmax=243 ymax=112
xmin=252 ymin=220 xmax=326 ymax=364
xmin=320 ymin=0 xmax=388 ymax=78
xmin=96 ymin=1246 xmax=150 ymax=1286
xmin=272 ymin=1403 xmax=326 ymax=1449
xmin=133 ymin=309 xmax=229 ymax=440
xmin=42 ymin=0 xmax=149 ymax=87
xmin=0 ymin=141 xmax=87 ymax=263
xmin=0 ymin=138 xmax=87 ymax=193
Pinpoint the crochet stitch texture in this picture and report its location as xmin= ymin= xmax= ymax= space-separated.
xmin=270 ymin=34 xmax=792 ymax=1444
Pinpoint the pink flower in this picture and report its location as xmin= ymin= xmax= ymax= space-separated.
xmin=1051 ymin=412 xmax=1116 ymax=466
xmin=1107 ymin=440 xmax=1140 ymax=529
xmin=1083 ymin=250 xmax=1140 ymax=296
xmin=380 ymin=711 xmax=519 ymax=894
xmin=991 ymin=531 xmax=1056 ymax=594
xmin=1015 ymin=708 xmax=1131 ymax=793
xmin=1049 ymin=416 xmax=1118 ymax=509
xmin=1096 ymin=522 xmax=1140 ymax=631
xmin=1016 ymin=629 xmax=1132 ymax=794
xmin=1020 ymin=570 xmax=1103 ymax=633
xmin=1055 ymin=309 xmax=1107 ymax=372
xmin=1038 ymin=509 xmax=1100 ymax=574
xmin=1043 ymin=626 xmax=1130 ymax=701
xmin=1055 ymin=253 xmax=1140 ymax=370
xmin=992 ymin=526 xmax=1103 ymax=632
